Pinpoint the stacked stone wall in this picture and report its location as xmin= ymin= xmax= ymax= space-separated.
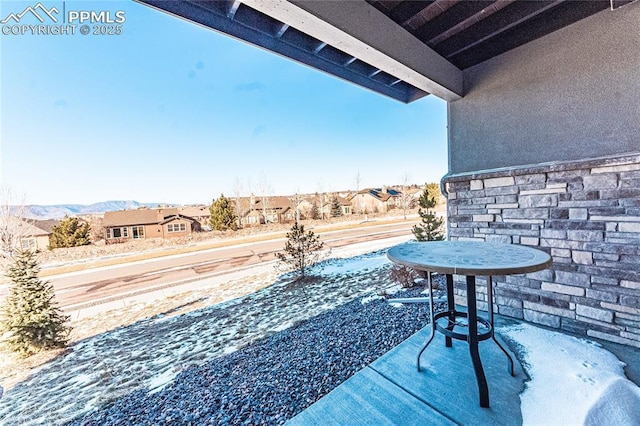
xmin=444 ymin=154 xmax=640 ymax=348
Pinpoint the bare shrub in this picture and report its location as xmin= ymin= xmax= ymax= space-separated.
xmin=389 ymin=264 xmax=420 ymax=288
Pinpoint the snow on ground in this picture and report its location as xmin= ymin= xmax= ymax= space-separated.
xmin=0 ymin=234 xmax=638 ymax=425
xmin=500 ymin=323 xmax=640 ymax=425
xmin=0 ymin=238 xmax=409 ymax=425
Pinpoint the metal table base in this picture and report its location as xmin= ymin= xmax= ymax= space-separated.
xmin=392 ymin=273 xmax=515 ymax=408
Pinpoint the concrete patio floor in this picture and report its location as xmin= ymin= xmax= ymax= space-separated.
xmin=288 ymin=319 xmax=526 ymax=425
xmin=287 ymin=314 xmax=640 ymax=426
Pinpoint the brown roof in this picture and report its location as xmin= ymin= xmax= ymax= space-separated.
xmin=103 ymin=208 xmax=179 ymax=227
xmin=178 ymin=205 xmax=210 ymax=217
xmin=17 ymin=220 xmax=50 ymax=237
xmin=239 ymin=195 xmax=294 ymax=213
xmin=405 ymin=187 xmax=423 ymax=196
xmin=159 ymin=214 xmax=199 ymax=225
xmin=264 ymin=196 xmax=294 ymax=209
xmin=334 ymin=195 xmax=351 ymax=206
xmin=31 ymin=219 xmax=59 ymax=233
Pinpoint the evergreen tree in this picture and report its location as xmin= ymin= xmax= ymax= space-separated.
xmin=0 ymin=250 xmax=71 ymax=356
xmin=49 ymin=216 xmax=91 ymax=249
xmin=209 ymin=194 xmax=238 ymax=231
xmin=330 ymin=196 xmax=343 ymax=217
xmin=310 ymin=202 xmax=321 ymax=220
xmin=276 ymin=222 xmax=325 ymax=280
xmin=412 ymin=187 xmax=444 ymax=242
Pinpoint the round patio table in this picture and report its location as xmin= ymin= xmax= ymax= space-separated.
xmin=387 ymin=240 xmax=552 ymax=408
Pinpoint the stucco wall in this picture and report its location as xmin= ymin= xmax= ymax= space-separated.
xmin=448 ymin=2 xmax=640 ymax=174
xmin=36 ymin=235 xmax=50 ymax=250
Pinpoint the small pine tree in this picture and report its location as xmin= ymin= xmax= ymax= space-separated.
xmin=330 ymin=196 xmax=343 ymax=217
xmin=0 ymin=250 xmax=71 ymax=356
xmin=412 ymin=187 xmax=444 ymax=242
xmin=49 ymin=217 xmax=91 ymax=249
xmin=276 ymin=222 xmax=325 ymax=280
xmin=209 ymin=194 xmax=238 ymax=231
xmin=310 ymin=202 xmax=321 ymax=220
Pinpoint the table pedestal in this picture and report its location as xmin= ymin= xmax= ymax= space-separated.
xmin=417 ymin=274 xmax=515 ymax=408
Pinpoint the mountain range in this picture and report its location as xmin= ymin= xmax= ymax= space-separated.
xmin=22 ymin=201 xmax=172 ymax=220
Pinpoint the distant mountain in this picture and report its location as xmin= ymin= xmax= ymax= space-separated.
xmin=23 ymin=205 xmax=83 ymax=220
xmin=22 ymin=201 xmax=172 ymax=220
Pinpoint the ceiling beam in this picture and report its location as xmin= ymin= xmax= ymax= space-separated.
xmin=402 ymin=0 xmax=458 ymax=30
xmin=448 ymin=0 xmax=610 ymax=69
xmin=241 ymin=0 xmax=463 ymax=101
xmin=428 ymin=0 xmax=517 ymax=46
xmin=344 ymin=56 xmax=358 ymax=66
xmin=313 ymin=41 xmax=327 ymax=54
xmin=438 ymin=0 xmax=562 ymax=59
xmin=274 ymin=23 xmax=289 ymax=38
xmin=227 ymin=0 xmax=241 ymax=19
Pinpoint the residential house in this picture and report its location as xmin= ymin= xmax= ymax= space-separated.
xmin=351 ymin=188 xmax=401 ymax=214
xmin=13 ymin=219 xmax=54 ymax=251
xmin=239 ymin=195 xmax=294 ymax=226
xmin=103 ymin=208 xmax=201 ymax=242
xmin=296 ymin=196 xmax=317 ymax=219
xmin=242 ymin=209 xmax=264 ymax=227
xmin=323 ymin=194 xmax=352 ymax=217
xmin=263 ymin=196 xmax=294 ymax=223
xmin=178 ymin=205 xmax=211 ymax=228
xmin=404 ymin=187 xmax=423 ymax=205
xmin=299 ymin=194 xmax=328 ymax=220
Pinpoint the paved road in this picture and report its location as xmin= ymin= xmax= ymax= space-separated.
xmin=41 ymin=222 xmax=413 ymax=311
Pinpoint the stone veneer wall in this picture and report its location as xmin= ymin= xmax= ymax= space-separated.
xmin=443 ymin=153 xmax=640 ymax=348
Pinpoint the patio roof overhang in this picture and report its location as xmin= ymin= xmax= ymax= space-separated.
xmin=136 ymin=0 xmax=635 ymax=103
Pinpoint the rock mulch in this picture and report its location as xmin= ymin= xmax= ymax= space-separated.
xmin=70 ymin=284 xmax=442 ymax=426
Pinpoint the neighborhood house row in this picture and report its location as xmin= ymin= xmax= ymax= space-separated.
xmin=17 ymin=187 xmax=424 ymax=248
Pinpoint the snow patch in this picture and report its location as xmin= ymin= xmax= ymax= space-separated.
xmin=147 ymin=369 xmax=176 ymax=395
xmin=500 ymin=323 xmax=639 ymax=425
xmin=360 ymin=294 xmax=384 ymax=305
xmin=223 ymin=345 xmax=238 ymax=355
xmin=322 ymin=254 xmax=389 ymax=276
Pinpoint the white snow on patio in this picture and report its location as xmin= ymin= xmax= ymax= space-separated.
xmin=500 ymin=323 xmax=640 ymax=425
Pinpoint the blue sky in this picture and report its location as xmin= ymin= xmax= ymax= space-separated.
xmin=1 ymin=0 xmax=447 ymax=206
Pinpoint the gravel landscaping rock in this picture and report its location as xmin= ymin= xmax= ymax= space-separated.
xmin=70 ymin=284 xmax=443 ymax=426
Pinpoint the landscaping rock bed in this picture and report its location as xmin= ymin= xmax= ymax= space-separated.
xmin=71 ymin=284 xmax=442 ymax=425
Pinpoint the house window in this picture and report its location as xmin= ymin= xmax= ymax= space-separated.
xmin=20 ymin=238 xmax=37 ymax=250
xmin=167 ymin=223 xmax=187 ymax=233
xmin=132 ymin=226 xmax=145 ymax=239
xmin=108 ymin=227 xmax=129 ymax=239
xmin=344 ymin=206 xmax=351 ymax=214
